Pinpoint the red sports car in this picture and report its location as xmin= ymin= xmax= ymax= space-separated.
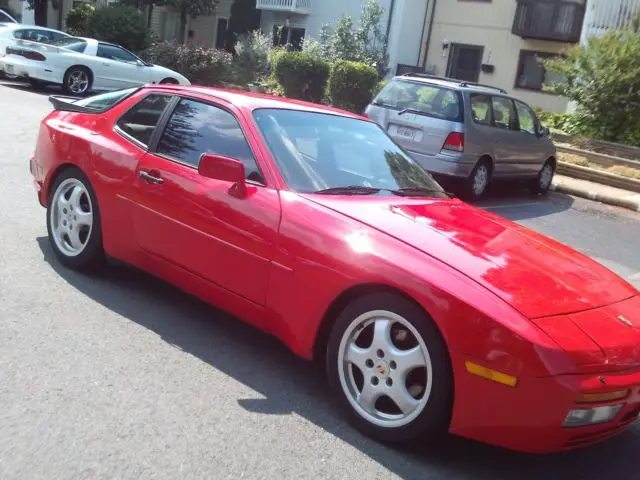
xmin=31 ymin=85 xmax=640 ymax=453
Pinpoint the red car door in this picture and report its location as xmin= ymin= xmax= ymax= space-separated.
xmin=129 ymin=95 xmax=282 ymax=309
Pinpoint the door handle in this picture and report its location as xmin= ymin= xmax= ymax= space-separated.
xmin=138 ymin=170 xmax=164 ymax=184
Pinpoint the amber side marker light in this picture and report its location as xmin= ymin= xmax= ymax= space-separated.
xmin=464 ymin=361 xmax=518 ymax=387
xmin=576 ymin=390 xmax=630 ymax=404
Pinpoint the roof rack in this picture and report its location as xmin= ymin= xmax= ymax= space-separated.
xmin=400 ymin=72 xmax=507 ymax=94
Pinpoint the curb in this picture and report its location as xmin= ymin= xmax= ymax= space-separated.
xmin=557 ymin=162 xmax=640 ymax=193
xmin=551 ymin=181 xmax=640 ymax=213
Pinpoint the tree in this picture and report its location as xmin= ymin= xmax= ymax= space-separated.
xmin=544 ymin=13 xmax=640 ymax=145
xmin=165 ymin=0 xmax=219 ymax=44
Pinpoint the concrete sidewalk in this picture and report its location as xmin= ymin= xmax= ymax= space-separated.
xmin=552 ymin=175 xmax=640 ymax=212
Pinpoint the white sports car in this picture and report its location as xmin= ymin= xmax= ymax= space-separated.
xmin=1 ymin=36 xmax=190 ymax=94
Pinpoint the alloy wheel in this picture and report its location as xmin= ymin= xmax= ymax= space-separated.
xmin=539 ymin=163 xmax=553 ymax=190
xmin=337 ymin=310 xmax=433 ymax=428
xmin=50 ymin=178 xmax=94 ymax=257
xmin=472 ymin=165 xmax=489 ymax=196
xmin=67 ymin=70 xmax=89 ymax=94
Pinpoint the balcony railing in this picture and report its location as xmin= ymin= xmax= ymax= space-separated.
xmin=256 ymin=0 xmax=312 ymax=14
xmin=513 ymin=0 xmax=585 ymax=43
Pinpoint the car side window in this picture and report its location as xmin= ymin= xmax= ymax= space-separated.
xmin=97 ymin=44 xmax=139 ymax=64
xmin=514 ymin=101 xmax=538 ymax=136
xmin=491 ymin=97 xmax=517 ymax=131
xmin=157 ymin=98 xmax=263 ymax=182
xmin=470 ymin=94 xmax=491 ymax=125
xmin=117 ymin=94 xmax=173 ymax=147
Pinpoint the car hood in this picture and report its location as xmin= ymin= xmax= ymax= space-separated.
xmin=303 ymin=195 xmax=637 ymax=319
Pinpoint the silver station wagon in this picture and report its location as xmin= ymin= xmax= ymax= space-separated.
xmin=365 ymin=74 xmax=557 ymax=199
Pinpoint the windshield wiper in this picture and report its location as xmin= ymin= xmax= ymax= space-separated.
xmin=398 ymin=108 xmax=423 ymax=116
xmin=392 ymin=187 xmax=456 ymax=198
xmin=313 ymin=185 xmax=381 ymax=195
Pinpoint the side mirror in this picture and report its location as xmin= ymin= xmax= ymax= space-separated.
xmin=539 ymin=126 xmax=550 ymax=138
xmin=198 ymin=153 xmax=247 ymax=198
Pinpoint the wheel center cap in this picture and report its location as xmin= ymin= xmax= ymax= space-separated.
xmin=375 ymin=360 xmax=390 ymax=378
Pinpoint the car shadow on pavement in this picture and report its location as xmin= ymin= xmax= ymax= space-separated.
xmin=0 ymin=80 xmax=59 ymax=96
xmin=36 ymin=237 xmax=638 ymax=480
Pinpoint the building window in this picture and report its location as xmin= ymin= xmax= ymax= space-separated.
xmin=272 ymin=25 xmax=306 ymax=51
xmin=515 ymin=50 xmax=565 ymax=92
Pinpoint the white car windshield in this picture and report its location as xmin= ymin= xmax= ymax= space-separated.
xmin=253 ymin=108 xmax=448 ymax=197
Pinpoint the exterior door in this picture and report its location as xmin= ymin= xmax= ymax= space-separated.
xmin=489 ymin=96 xmax=525 ymax=177
xmin=215 ymin=18 xmax=228 ymax=49
xmin=514 ymin=100 xmax=546 ymax=175
xmin=447 ymin=44 xmax=483 ymax=82
xmin=95 ymin=43 xmax=149 ymax=89
xmin=130 ymin=96 xmax=281 ymax=307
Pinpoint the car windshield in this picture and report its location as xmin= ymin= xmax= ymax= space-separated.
xmin=50 ymin=37 xmax=87 ymax=52
xmin=252 ymin=108 xmax=447 ymax=197
xmin=372 ymin=79 xmax=462 ymax=122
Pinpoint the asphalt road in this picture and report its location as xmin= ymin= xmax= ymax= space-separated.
xmin=1 ymin=82 xmax=640 ymax=480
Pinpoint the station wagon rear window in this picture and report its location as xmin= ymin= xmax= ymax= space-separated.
xmin=372 ymin=79 xmax=463 ymax=122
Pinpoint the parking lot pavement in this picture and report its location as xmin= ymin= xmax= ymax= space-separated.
xmin=1 ymin=82 xmax=639 ymax=479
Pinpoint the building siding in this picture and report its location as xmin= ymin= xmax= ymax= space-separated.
xmin=420 ymin=0 xmax=575 ymax=112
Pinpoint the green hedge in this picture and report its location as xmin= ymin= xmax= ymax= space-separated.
xmin=328 ymin=60 xmax=379 ymax=113
xmin=274 ymin=52 xmax=329 ymax=103
xmin=85 ymin=5 xmax=150 ymax=52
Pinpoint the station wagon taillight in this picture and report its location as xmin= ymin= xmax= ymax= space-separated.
xmin=442 ymin=132 xmax=464 ymax=153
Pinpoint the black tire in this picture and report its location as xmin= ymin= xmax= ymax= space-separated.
xmin=529 ymin=158 xmax=556 ymax=195
xmin=463 ymin=158 xmax=492 ymax=201
xmin=46 ymin=167 xmax=104 ymax=271
xmin=62 ymin=66 xmax=92 ymax=95
xmin=326 ymin=292 xmax=453 ymax=444
xmin=160 ymin=77 xmax=179 ymax=84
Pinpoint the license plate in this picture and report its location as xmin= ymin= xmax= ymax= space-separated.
xmin=396 ymin=126 xmax=416 ymax=140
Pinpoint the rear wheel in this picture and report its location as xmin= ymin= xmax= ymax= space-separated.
xmin=46 ymin=167 xmax=104 ymax=270
xmin=529 ymin=159 xmax=555 ymax=195
xmin=464 ymin=159 xmax=492 ymax=200
xmin=63 ymin=66 xmax=91 ymax=95
xmin=326 ymin=293 xmax=453 ymax=443
xmin=28 ymin=78 xmax=45 ymax=89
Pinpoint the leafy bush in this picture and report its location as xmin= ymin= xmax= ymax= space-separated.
xmin=85 ymin=5 xmax=150 ymax=52
xmin=65 ymin=3 xmax=94 ymax=36
xmin=232 ymin=30 xmax=270 ymax=84
xmin=273 ymin=52 xmax=329 ymax=103
xmin=142 ymin=41 xmax=232 ymax=85
xmin=314 ymin=0 xmax=389 ymax=76
xmin=544 ymin=13 xmax=640 ymax=146
xmin=328 ymin=60 xmax=378 ymax=113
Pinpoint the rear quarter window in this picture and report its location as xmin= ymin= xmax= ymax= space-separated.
xmin=372 ymin=79 xmax=463 ymax=122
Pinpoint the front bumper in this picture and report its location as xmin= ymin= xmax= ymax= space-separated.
xmin=450 ymin=354 xmax=640 ymax=453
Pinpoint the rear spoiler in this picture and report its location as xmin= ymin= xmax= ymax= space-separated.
xmin=49 ymin=95 xmax=96 ymax=113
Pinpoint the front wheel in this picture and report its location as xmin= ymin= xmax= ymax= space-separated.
xmin=46 ymin=167 xmax=104 ymax=270
xmin=529 ymin=159 xmax=555 ymax=195
xmin=326 ymin=293 xmax=453 ymax=443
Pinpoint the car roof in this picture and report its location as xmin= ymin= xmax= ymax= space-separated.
xmin=2 ymin=23 xmax=67 ymax=34
xmin=146 ymin=85 xmax=365 ymax=119
xmin=394 ymin=74 xmax=508 ymax=96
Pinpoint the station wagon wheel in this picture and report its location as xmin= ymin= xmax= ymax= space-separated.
xmin=46 ymin=167 xmax=104 ymax=270
xmin=326 ymin=293 xmax=452 ymax=443
xmin=529 ymin=159 xmax=555 ymax=195
xmin=63 ymin=67 xmax=91 ymax=95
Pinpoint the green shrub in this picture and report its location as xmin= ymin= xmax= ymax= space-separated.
xmin=65 ymin=3 xmax=94 ymax=36
xmin=232 ymin=30 xmax=270 ymax=85
xmin=273 ymin=52 xmax=329 ymax=103
xmin=142 ymin=41 xmax=232 ymax=85
xmin=85 ymin=5 xmax=150 ymax=52
xmin=544 ymin=12 xmax=640 ymax=146
xmin=328 ymin=60 xmax=378 ymax=113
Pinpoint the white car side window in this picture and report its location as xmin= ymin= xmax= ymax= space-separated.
xmin=97 ymin=44 xmax=139 ymax=64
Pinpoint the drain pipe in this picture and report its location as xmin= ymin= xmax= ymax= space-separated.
xmin=385 ymin=0 xmax=397 ymax=43
xmin=420 ymin=0 xmax=438 ymax=69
